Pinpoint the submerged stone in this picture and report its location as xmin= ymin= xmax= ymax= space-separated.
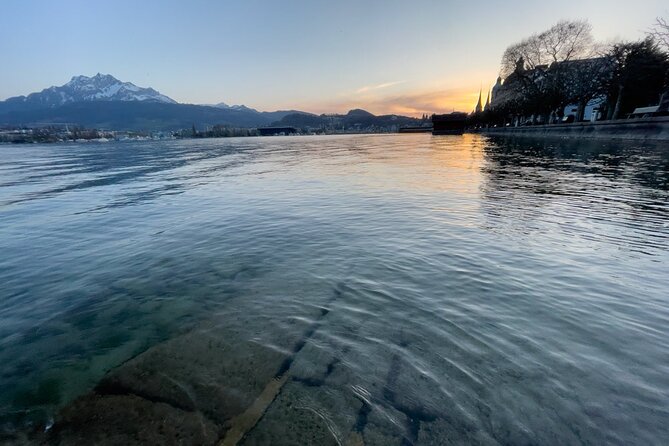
xmin=46 ymin=394 xmax=221 ymax=445
xmin=13 ymin=378 xmax=62 ymax=407
xmin=95 ymin=328 xmax=290 ymax=425
xmin=38 ymin=296 xmax=330 ymax=444
xmin=239 ymin=380 xmax=360 ymax=446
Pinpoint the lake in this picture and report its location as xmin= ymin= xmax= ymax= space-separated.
xmin=1 ymin=134 xmax=668 ymax=445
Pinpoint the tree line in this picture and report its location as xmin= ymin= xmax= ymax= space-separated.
xmin=477 ymin=17 xmax=669 ymax=126
xmin=175 ymin=124 xmax=260 ymax=139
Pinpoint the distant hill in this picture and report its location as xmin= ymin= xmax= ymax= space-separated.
xmin=0 ymin=74 xmax=422 ymax=132
xmin=209 ymin=103 xmax=306 ymax=123
xmin=259 ymin=110 xmax=307 ymax=123
xmin=272 ymin=109 xmax=423 ymax=130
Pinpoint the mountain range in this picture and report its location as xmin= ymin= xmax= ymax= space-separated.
xmin=273 ymin=108 xmax=423 ymax=130
xmin=0 ymin=74 xmax=420 ymax=132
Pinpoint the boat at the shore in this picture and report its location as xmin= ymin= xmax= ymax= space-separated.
xmin=431 ymin=112 xmax=468 ymax=135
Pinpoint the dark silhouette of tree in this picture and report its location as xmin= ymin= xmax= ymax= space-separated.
xmin=604 ymin=38 xmax=669 ymax=119
xmin=498 ymin=20 xmax=599 ymax=122
xmin=562 ymin=57 xmax=612 ymax=121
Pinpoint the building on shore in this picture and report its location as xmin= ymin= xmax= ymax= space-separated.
xmin=487 ymin=56 xmax=611 ymax=126
xmin=258 ymin=126 xmax=298 ymax=136
xmin=431 ymin=112 xmax=468 ymax=135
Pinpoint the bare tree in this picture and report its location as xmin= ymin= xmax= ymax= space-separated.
xmin=540 ymin=20 xmax=595 ymax=63
xmin=501 ymin=20 xmax=595 ymax=77
xmin=498 ymin=20 xmax=599 ymax=122
xmin=648 ymin=16 xmax=669 ymax=51
xmin=501 ymin=36 xmax=543 ymax=78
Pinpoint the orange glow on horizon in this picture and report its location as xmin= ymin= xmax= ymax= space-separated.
xmin=286 ymin=82 xmax=489 ymax=118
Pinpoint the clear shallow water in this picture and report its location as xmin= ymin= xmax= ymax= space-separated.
xmin=0 ymin=134 xmax=668 ymax=444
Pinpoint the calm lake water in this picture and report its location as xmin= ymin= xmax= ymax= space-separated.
xmin=1 ymin=134 xmax=668 ymax=444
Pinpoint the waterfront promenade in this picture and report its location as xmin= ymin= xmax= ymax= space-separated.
xmin=477 ymin=116 xmax=669 ymax=141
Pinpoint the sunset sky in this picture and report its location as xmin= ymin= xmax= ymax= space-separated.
xmin=1 ymin=0 xmax=666 ymax=116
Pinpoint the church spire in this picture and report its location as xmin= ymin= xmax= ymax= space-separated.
xmin=475 ymin=88 xmax=483 ymax=114
xmin=484 ymin=89 xmax=490 ymax=112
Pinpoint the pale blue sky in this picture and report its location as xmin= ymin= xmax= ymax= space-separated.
xmin=1 ymin=0 xmax=666 ymax=115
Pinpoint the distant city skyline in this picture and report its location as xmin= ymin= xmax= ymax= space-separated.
xmin=1 ymin=0 xmax=666 ymax=116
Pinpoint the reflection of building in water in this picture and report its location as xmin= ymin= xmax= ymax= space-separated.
xmin=479 ymin=137 xmax=669 ymax=245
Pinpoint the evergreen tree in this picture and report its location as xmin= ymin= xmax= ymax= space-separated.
xmin=605 ymin=38 xmax=669 ymax=119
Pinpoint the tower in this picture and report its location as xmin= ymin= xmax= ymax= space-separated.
xmin=484 ymin=89 xmax=490 ymax=112
xmin=475 ymin=88 xmax=483 ymax=114
xmin=491 ymin=76 xmax=503 ymax=108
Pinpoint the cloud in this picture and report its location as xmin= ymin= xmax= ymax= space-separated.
xmin=355 ymin=80 xmax=405 ymax=94
xmin=316 ymin=87 xmax=479 ymax=117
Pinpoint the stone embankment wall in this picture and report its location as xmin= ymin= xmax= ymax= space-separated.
xmin=477 ymin=117 xmax=669 ymax=141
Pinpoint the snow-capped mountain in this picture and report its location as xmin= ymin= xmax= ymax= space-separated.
xmin=0 ymin=74 xmax=313 ymax=131
xmin=212 ymin=102 xmax=258 ymax=113
xmin=6 ymin=73 xmax=176 ymax=108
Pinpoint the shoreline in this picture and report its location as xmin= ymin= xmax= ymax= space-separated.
xmin=472 ymin=116 xmax=669 ymax=141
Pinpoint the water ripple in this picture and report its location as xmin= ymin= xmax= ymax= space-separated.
xmin=0 ymin=134 xmax=668 ymax=443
